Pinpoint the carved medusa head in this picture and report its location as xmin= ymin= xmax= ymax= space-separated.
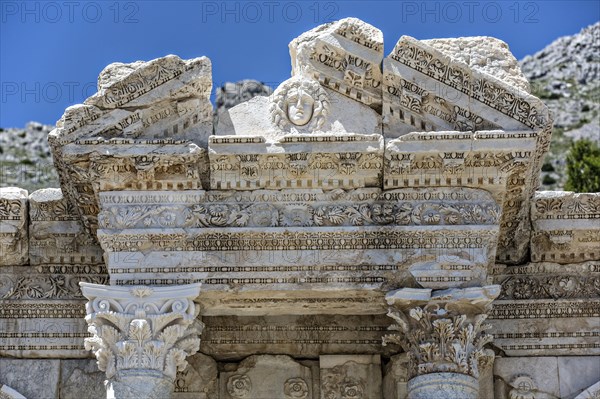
xmin=270 ymin=76 xmax=329 ymax=131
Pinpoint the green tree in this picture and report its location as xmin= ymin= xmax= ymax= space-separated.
xmin=564 ymin=139 xmax=600 ymax=193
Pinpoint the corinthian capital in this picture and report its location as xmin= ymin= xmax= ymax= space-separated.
xmin=79 ymin=283 xmax=203 ymax=383
xmin=383 ymin=285 xmax=500 ymax=380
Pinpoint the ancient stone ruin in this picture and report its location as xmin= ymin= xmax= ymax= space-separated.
xmin=1 ymin=18 xmax=599 ymax=399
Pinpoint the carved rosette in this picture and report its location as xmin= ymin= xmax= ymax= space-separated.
xmin=383 ymin=286 xmax=499 ymax=380
xmin=79 ymin=283 xmax=203 ymax=389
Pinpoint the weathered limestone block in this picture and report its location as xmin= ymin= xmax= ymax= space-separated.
xmin=0 ymin=358 xmax=60 ymax=399
xmin=220 ymin=355 xmax=314 ymax=399
xmin=493 ymin=356 xmax=600 ymax=399
xmin=209 ymin=134 xmax=383 ymax=190
xmin=382 ymin=35 xmax=550 ymax=137
xmin=488 ymin=298 xmax=600 ymax=356
xmin=80 ymin=283 xmax=203 ymax=399
xmin=0 ymin=298 xmax=89 ymax=358
xmin=60 ymin=359 xmax=106 ymax=399
xmin=490 ymin=261 xmax=600 ymax=356
xmin=557 ymin=358 xmax=600 ymax=399
xmin=173 ymin=353 xmax=218 ymax=399
xmin=53 ymin=139 xmax=207 ymax=238
xmin=289 ymin=18 xmax=384 ymax=111
xmin=383 ymin=354 xmax=409 ymax=399
xmin=201 ymin=314 xmax=394 ymax=360
xmin=54 ymin=55 xmax=212 ymax=145
xmin=575 ymin=381 xmax=600 ymax=399
xmin=423 ymin=36 xmax=531 ymax=94
xmin=0 ymin=385 xmax=27 ymax=399
xmin=49 ymin=55 xmax=212 ymax=238
xmin=531 ymin=191 xmax=600 ymax=263
xmin=320 ymin=355 xmax=382 ymax=399
xmin=0 ymin=264 xmax=108 ymax=301
xmin=384 ymin=129 xmax=544 ymax=264
xmin=383 ymin=285 xmax=499 ymax=398
xmin=493 ymin=261 xmax=600 ymax=301
xmin=382 ymin=33 xmax=552 ymax=265
xmin=218 ymin=76 xmax=381 ymax=138
xmin=29 ymin=188 xmax=103 ymax=265
xmin=0 ymin=187 xmax=28 ymax=266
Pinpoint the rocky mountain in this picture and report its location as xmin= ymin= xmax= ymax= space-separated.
xmin=213 ymin=79 xmax=273 ymax=129
xmin=1 ymin=22 xmax=598 ymax=192
xmin=520 ymin=21 xmax=600 ymax=189
xmin=0 ymin=122 xmax=59 ymax=191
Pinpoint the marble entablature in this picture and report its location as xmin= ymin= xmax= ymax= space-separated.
xmin=1 ymin=17 xmax=598 ymax=399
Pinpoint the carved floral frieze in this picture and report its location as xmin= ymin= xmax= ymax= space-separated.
xmin=98 ymin=187 xmax=500 ymax=230
xmin=500 ymin=275 xmax=600 ymax=300
xmin=0 ymin=267 xmax=108 ymax=299
xmin=208 ymin=134 xmax=384 ymax=190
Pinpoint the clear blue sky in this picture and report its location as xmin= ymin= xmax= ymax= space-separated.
xmin=1 ymin=0 xmax=599 ymax=128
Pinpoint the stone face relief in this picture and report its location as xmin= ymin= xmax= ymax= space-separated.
xmin=270 ymin=76 xmax=330 ymax=132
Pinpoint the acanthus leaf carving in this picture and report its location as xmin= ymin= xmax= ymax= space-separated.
xmin=80 ymin=283 xmax=202 ymax=381
xmin=383 ymin=286 xmax=499 ymax=379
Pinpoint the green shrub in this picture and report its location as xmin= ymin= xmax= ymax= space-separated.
xmin=542 ymin=174 xmax=557 ymax=185
xmin=541 ymin=162 xmax=555 ymax=172
xmin=564 ymin=139 xmax=600 ymax=193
